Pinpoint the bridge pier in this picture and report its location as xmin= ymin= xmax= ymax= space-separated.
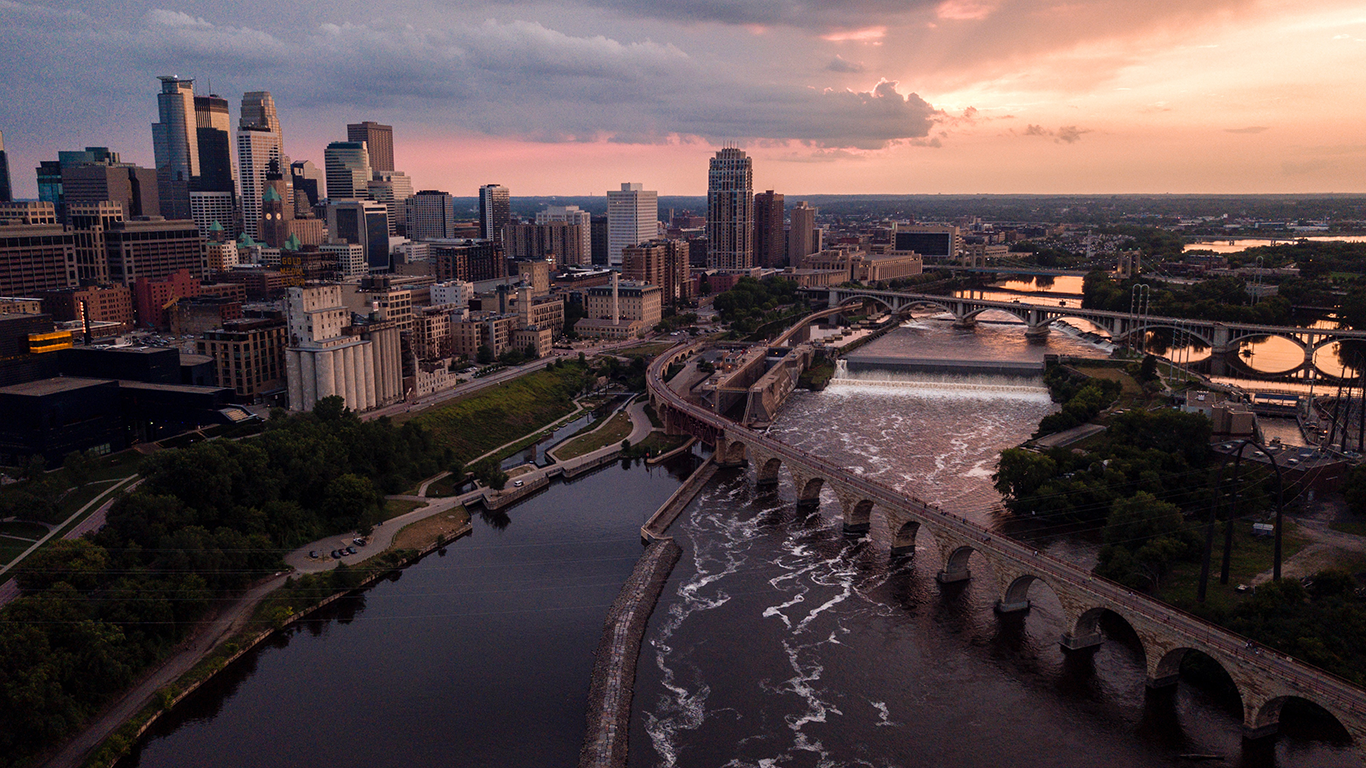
xmin=995 ymin=599 xmax=1031 ymax=614
xmin=1059 ymin=631 xmax=1103 ymax=652
xmin=951 ymin=315 xmax=977 ymax=330
xmin=1024 ymin=323 xmax=1051 ymax=339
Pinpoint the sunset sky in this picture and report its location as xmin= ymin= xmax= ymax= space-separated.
xmin=3 ymin=0 xmax=1365 ymax=198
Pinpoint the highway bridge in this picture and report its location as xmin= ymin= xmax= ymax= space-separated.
xmin=807 ymin=286 xmax=1366 ymax=366
xmin=648 ymin=340 xmax=1366 ymax=753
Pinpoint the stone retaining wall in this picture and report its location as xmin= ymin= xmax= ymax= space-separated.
xmin=578 ymin=539 xmax=681 ymax=768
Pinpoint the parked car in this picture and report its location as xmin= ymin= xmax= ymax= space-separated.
xmin=513 ymin=480 xmax=525 ymax=487
xmin=353 ymin=537 xmax=367 ymax=546
xmin=331 ymin=549 xmax=341 ymax=558
xmin=345 ymin=546 xmax=357 ymax=555
xmin=309 ymin=550 xmax=319 ymax=559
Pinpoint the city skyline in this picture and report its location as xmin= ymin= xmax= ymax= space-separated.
xmin=2 ymin=0 xmax=1365 ymax=198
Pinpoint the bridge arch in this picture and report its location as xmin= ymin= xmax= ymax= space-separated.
xmin=961 ymin=306 xmax=1030 ymax=325
xmin=756 ymin=456 xmax=783 ymax=486
xmin=1113 ymin=322 xmax=1215 ymax=350
xmin=716 ymin=437 xmax=747 ymax=467
xmin=998 ymin=573 xmax=1067 ymax=614
xmin=890 ymin=519 xmax=919 ymax=555
xmin=1224 ymin=329 xmax=1309 ymax=353
xmin=1248 ymin=695 xmax=1354 ymax=743
xmin=835 ymin=294 xmax=898 ymax=315
xmin=1149 ymin=647 xmax=1243 ymax=713
xmin=795 ymin=475 xmax=825 ymax=507
xmin=893 ymin=299 xmax=955 ymax=317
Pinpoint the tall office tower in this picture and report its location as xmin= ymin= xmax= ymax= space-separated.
xmin=787 ymin=200 xmax=819 ymax=265
xmin=0 ymin=131 xmax=11 ymax=203
xmin=347 ymin=121 xmax=394 ymax=172
xmin=291 ymin=160 xmax=324 ymax=207
xmin=326 ymin=200 xmax=391 ymax=272
xmin=237 ymin=92 xmax=285 ymax=243
xmin=325 ymin=141 xmax=370 ymax=200
xmin=152 ymin=76 xmax=199 ymax=220
xmin=191 ymin=94 xmax=238 ymax=239
xmin=104 ymin=218 xmax=204 ymax=287
xmin=368 ymin=170 xmax=413 ymax=236
xmin=406 ymin=190 xmax=457 ymax=240
xmin=607 ymin=182 xmax=657 ymax=268
xmin=536 ymin=205 xmax=592 ymax=265
xmin=754 ymin=190 xmax=785 ymax=268
xmin=706 ymin=148 xmax=753 ymax=270
xmin=478 ymin=184 xmax=509 ymax=243
xmin=62 ymin=164 xmax=159 ymax=219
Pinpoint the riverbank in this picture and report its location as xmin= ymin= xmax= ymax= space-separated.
xmin=54 ymin=507 xmax=473 ymax=768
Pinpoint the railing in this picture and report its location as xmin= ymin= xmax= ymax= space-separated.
xmin=647 ymin=340 xmax=1366 ymax=717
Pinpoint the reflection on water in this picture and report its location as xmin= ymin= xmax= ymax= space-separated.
xmin=1185 ymin=237 xmax=1366 ymax=254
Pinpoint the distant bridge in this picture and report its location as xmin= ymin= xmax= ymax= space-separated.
xmin=934 ymin=264 xmax=1090 ymax=277
xmin=806 ymin=286 xmax=1366 ymax=370
xmin=649 ymin=340 xmax=1366 ymax=752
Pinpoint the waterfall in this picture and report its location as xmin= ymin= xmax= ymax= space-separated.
xmin=828 ymin=358 xmax=1052 ymax=401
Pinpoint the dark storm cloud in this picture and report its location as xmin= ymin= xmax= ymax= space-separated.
xmin=0 ymin=5 xmax=939 ymax=150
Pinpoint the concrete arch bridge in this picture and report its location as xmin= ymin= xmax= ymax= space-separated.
xmin=806 ymin=287 xmax=1366 ymax=369
xmin=648 ymin=340 xmax=1366 ymax=755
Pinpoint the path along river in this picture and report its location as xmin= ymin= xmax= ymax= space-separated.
xmin=120 ymin=317 xmax=1355 ymax=768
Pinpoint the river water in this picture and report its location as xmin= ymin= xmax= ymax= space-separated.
xmin=118 ymin=319 xmax=1357 ymax=768
xmin=119 ymin=459 xmax=695 ymax=768
xmin=630 ymin=321 xmax=1357 ymax=768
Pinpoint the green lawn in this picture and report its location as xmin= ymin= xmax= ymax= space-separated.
xmin=1159 ymin=520 xmax=1311 ymax=612
xmin=408 ymin=362 xmax=593 ymax=463
xmin=1329 ymin=519 xmax=1366 ymax=537
xmin=383 ymin=498 xmax=426 ymax=521
xmin=554 ymin=412 xmax=634 ymax=460
xmin=0 ymin=521 xmax=48 ymax=540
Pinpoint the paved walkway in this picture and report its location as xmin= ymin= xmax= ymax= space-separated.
xmin=284 ymin=493 xmax=476 ymax=575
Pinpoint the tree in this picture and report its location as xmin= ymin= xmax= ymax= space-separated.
xmin=313 ymin=395 xmax=349 ymax=422
xmin=698 ymin=276 xmax=712 ymax=296
xmin=15 ymin=539 xmax=109 ymax=594
xmin=324 ymin=473 xmax=384 ymax=532
xmin=61 ymin=450 xmax=98 ymax=487
xmin=477 ymin=345 xmax=495 ymax=365
xmin=525 ymin=343 xmax=539 ymax=360
xmin=1137 ymin=354 xmax=1159 ymax=383
xmin=993 ymin=448 xmax=1058 ymax=503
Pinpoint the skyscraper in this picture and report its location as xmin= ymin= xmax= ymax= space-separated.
xmin=754 ymin=190 xmax=785 ymax=268
xmin=0 ymin=131 xmax=11 ymax=203
xmin=237 ymin=92 xmax=285 ymax=242
xmin=346 ymin=121 xmax=394 ymax=173
xmin=607 ymin=182 xmax=658 ymax=268
xmin=152 ymin=76 xmax=199 ymax=220
xmin=326 ymin=200 xmax=391 ymax=272
xmin=707 ymin=148 xmax=753 ymax=270
xmin=325 ymin=141 xmax=371 ymax=200
xmin=367 ymin=170 xmax=412 ymax=236
xmin=479 ymin=184 xmax=509 ymax=243
xmin=787 ymin=201 xmax=819 ymax=265
xmin=191 ymin=93 xmax=237 ymax=239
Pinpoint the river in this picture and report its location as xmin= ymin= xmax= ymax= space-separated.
xmin=118 ymin=321 xmax=1356 ymax=768
xmin=118 ymin=458 xmax=696 ymax=768
xmin=630 ymin=321 xmax=1356 ymax=767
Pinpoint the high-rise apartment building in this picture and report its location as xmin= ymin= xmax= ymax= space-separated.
xmin=406 ymin=190 xmax=457 ymax=240
xmin=536 ymin=205 xmax=591 ymax=266
xmin=325 ymin=141 xmax=370 ymax=200
xmin=754 ymin=190 xmax=785 ymax=268
xmin=505 ymin=222 xmax=585 ymax=267
xmin=590 ymin=216 xmax=608 ymax=266
xmin=478 ymin=184 xmax=510 ymax=243
xmin=237 ymin=92 xmax=285 ymax=242
xmin=787 ymin=200 xmax=819 ymax=265
xmin=0 ymin=131 xmax=11 ymax=203
xmin=152 ymin=76 xmax=199 ymax=220
xmin=67 ymin=201 xmax=124 ymax=284
xmin=346 ymin=121 xmax=394 ymax=173
xmin=622 ymin=239 xmax=689 ymax=306
xmin=607 ymin=183 xmax=658 ymax=268
xmin=706 ymin=148 xmax=753 ymax=270
xmin=198 ymin=316 xmax=287 ymax=402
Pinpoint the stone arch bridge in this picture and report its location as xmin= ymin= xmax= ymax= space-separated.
xmin=807 ymin=286 xmax=1366 ymax=369
xmin=648 ymin=341 xmax=1366 ymax=754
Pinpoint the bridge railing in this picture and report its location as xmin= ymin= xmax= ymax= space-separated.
xmin=647 ymin=340 xmax=1366 ymax=714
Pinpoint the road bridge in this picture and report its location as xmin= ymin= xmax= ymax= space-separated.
xmin=808 ymin=286 xmax=1366 ymax=369
xmin=648 ymin=340 xmax=1366 ymax=754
